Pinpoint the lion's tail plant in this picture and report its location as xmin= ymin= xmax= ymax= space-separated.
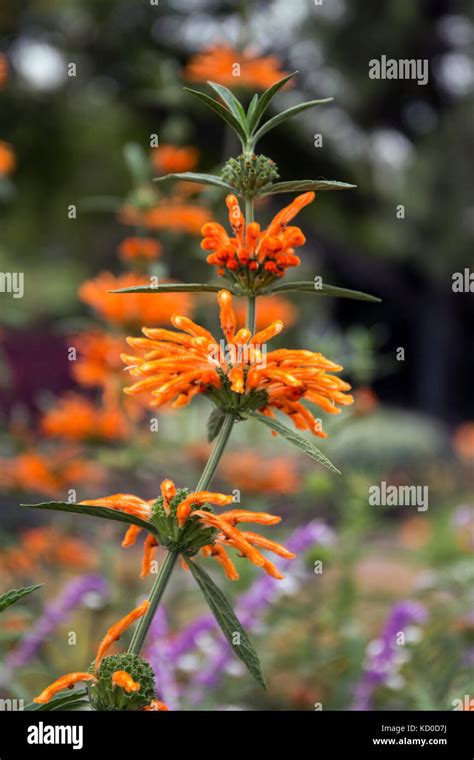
xmin=23 ymin=73 xmax=380 ymax=710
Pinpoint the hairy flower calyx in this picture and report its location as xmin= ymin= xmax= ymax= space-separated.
xmin=221 ymin=153 xmax=279 ymax=197
xmin=149 ymin=487 xmax=218 ymax=555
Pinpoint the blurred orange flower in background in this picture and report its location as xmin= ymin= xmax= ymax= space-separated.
xmin=184 ymin=44 xmax=290 ymax=90
xmin=0 ymin=450 xmax=103 ymax=499
xmin=118 ymin=237 xmax=162 ymax=264
xmin=0 ymin=54 xmax=8 ymax=88
xmin=0 ymin=141 xmax=15 ymax=175
xmin=220 ymin=452 xmax=299 ymax=494
xmin=452 ymin=422 xmax=474 ymax=462
xmin=119 ymin=200 xmax=210 ymax=236
xmin=151 ymin=144 xmax=199 ymax=174
xmin=79 ymin=272 xmax=194 ymax=327
xmin=71 ymin=330 xmax=125 ymax=388
xmin=41 ymin=393 xmax=129 ymax=442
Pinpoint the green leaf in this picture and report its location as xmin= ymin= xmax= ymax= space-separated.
xmin=253 ymin=98 xmax=334 ymax=143
xmin=268 ymin=280 xmax=381 ymax=303
xmin=187 ymin=559 xmax=266 ymax=689
xmin=123 ymin=143 xmax=151 ymax=186
xmin=153 ymin=172 xmax=233 ymax=191
xmin=246 ymin=93 xmax=259 ymax=130
xmin=248 ymin=71 xmax=298 ymax=133
xmin=0 ymin=584 xmax=43 ymax=614
xmin=244 ymin=412 xmax=341 ymax=474
xmin=184 ymin=88 xmax=247 ymax=144
xmin=260 ymin=179 xmax=356 ymax=196
xmin=206 ymin=81 xmax=248 ymax=133
xmin=207 ymin=408 xmax=226 ymax=442
xmin=25 ymin=691 xmax=88 ymax=712
xmin=21 ymin=501 xmax=155 ymax=535
xmin=110 ymin=282 xmax=224 ymax=295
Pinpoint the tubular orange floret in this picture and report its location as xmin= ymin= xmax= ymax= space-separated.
xmin=94 ymin=600 xmax=149 ymax=672
xmin=218 ymin=289 xmax=237 ymax=343
xmin=203 ymin=544 xmax=240 ymax=581
xmin=160 ymin=479 xmax=176 ymax=514
xmin=143 ymin=699 xmax=170 ymax=711
xmin=112 ymin=671 xmax=141 ymax=693
xmin=141 ymin=534 xmax=158 ymax=578
xmin=218 ymin=510 xmax=281 ymax=526
xmin=79 ymin=494 xmax=152 ymax=521
xmin=122 ymin=524 xmax=142 ymax=548
xmin=34 ymin=673 xmax=97 ymax=704
xmin=176 ymin=491 xmax=234 ymax=526
xmin=238 ymin=531 xmax=296 ymax=559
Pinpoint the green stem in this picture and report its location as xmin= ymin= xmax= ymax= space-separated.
xmin=195 ymin=413 xmax=235 ymax=490
xmin=128 ymin=550 xmax=178 ymax=655
xmin=127 ymin=412 xmax=235 ymax=656
xmin=246 ymin=295 xmax=256 ymax=334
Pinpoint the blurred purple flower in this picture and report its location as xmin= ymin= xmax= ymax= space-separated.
xmin=181 ymin=520 xmax=334 ymax=702
xmin=144 ymin=606 xmax=180 ymax=710
xmin=0 ymin=574 xmax=108 ymax=687
xmin=351 ymin=600 xmax=428 ymax=711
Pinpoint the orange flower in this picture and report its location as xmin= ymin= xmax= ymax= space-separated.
xmin=220 ymin=452 xmax=299 ymax=494
xmin=79 ymin=272 xmax=194 ymax=327
xmin=118 ymin=237 xmax=162 ymax=263
xmin=151 ymin=144 xmax=199 ymax=174
xmin=0 ymin=141 xmax=15 ymax=175
xmin=34 ymin=601 xmax=167 ymax=711
xmin=41 ymin=393 xmax=129 ymax=442
xmin=353 ymin=386 xmax=378 ymax=416
xmin=234 ymin=295 xmax=298 ymax=330
xmin=202 ymin=192 xmax=314 ymax=285
xmin=0 ymin=450 xmax=103 ymax=498
xmin=0 ymin=54 xmax=8 ymax=88
xmin=119 ymin=199 xmax=210 ymax=236
xmin=71 ymin=330 xmax=125 ymax=388
xmin=122 ymin=289 xmax=352 ymax=437
xmin=80 ymin=479 xmax=295 ymax=582
xmin=453 ymin=422 xmax=474 ymax=463
xmin=184 ymin=44 xmax=290 ymax=90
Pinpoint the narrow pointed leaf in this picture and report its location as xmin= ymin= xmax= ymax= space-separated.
xmin=207 ymin=407 xmax=226 ymax=442
xmin=154 ymin=172 xmax=233 ymax=191
xmin=245 ymin=412 xmax=341 ymax=474
xmin=184 ymin=88 xmax=247 ymax=143
xmin=206 ymin=81 xmax=248 ymax=132
xmin=246 ymin=93 xmax=259 ymax=130
xmin=110 ymin=282 xmax=223 ymax=295
xmin=260 ymin=179 xmax=356 ymax=196
xmin=187 ymin=558 xmax=266 ymax=689
xmin=0 ymin=584 xmax=43 ymax=614
xmin=248 ymin=71 xmax=298 ymax=132
xmin=25 ymin=691 xmax=88 ymax=712
xmin=22 ymin=501 xmax=155 ymax=535
xmin=253 ymin=98 xmax=334 ymax=143
xmin=268 ymin=281 xmax=381 ymax=303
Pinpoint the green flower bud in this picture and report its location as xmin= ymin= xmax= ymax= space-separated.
xmin=221 ymin=153 xmax=279 ymax=197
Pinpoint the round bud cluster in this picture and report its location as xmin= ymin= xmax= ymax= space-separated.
xmin=88 ymin=653 xmax=156 ymax=711
xmin=221 ymin=153 xmax=279 ymax=197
